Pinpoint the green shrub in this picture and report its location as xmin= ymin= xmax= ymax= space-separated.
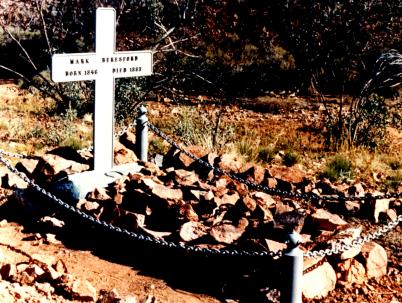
xmin=256 ymin=146 xmax=276 ymax=164
xmin=283 ymin=149 xmax=300 ymax=167
xmin=237 ymin=140 xmax=255 ymax=160
xmin=384 ymin=171 xmax=402 ymax=192
xmin=321 ymin=155 xmax=353 ymax=181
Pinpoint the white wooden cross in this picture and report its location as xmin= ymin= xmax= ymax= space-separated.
xmin=52 ymin=8 xmax=153 ymax=173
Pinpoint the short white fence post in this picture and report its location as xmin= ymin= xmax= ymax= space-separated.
xmin=282 ymin=231 xmax=303 ymax=303
xmin=136 ymin=105 xmax=148 ymax=162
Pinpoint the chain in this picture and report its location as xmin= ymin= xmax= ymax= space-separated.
xmin=77 ymin=121 xmax=137 ymax=154
xmin=0 ymin=149 xmax=40 ymax=160
xmin=2 ymin=123 xmax=401 ymax=259
xmin=147 ymin=122 xmax=402 ymax=203
xmin=147 ymin=122 xmax=402 ymax=258
xmin=304 ymin=214 xmax=402 ymax=258
xmin=0 ymin=152 xmax=281 ymax=259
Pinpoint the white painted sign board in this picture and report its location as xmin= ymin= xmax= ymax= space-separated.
xmin=52 ymin=8 xmax=153 ymax=173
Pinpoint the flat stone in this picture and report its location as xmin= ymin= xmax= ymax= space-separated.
xmin=174 ymin=169 xmax=199 ymax=186
xmin=265 ymin=239 xmax=286 ymax=253
xmin=372 ymin=198 xmax=390 ymax=223
xmin=239 ymin=195 xmax=257 ymax=212
xmin=218 ymin=192 xmax=240 ymax=206
xmin=209 ymin=218 xmax=249 ymax=244
xmin=217 ymin=154 xmax=243 ymax=173
xmin=336 ymin=259 xmax=366 ymax=285
xmin=114 ymin=141 xmax=138 ymax=165
xmin=302 ymin=257 xmax=336 ymax=299
xmin=71 ymin=279 xmax=97 ymax=302
xmin=311 ymin=209 xmax=347 ymax=231
xmin=151 ymin=184 xmax=183 ymax=201
xmin=268 ymin=165 xmax=306 ymax=183
xmin=360 ymin=242 xmax=387 ymax=278
xmin=253 ymin=191 xmax=276 ymax=208
xmin=179 ymin=204 xmax=199 ymax=222
xmin=179 ymin=221 xmax=209 ymax=242
xmin=66 ymin=163 xmax=142 ymax=199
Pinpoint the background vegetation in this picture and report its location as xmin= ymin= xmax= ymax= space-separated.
xmin=0 ymin=1 xmax=401 ymax=159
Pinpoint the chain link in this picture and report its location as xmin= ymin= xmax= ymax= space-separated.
xmin=77 ymin=121 xmax=137 ymax=154
xmin=2 ymin=123 xmax=401 ymax=259
xmin=147 ymin=122 xmax=402 ymax=203
xmin=0 ymin=151 xmax=281 ymax=259
xmin=0 ymin=149 xmax=40 ymax=160
xmin=147 ymin=122 xmax=402 ymax=258
xmin=304 ymin=214 xmax=402 ymax=258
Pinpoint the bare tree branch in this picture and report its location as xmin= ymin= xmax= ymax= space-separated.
xmin=2 ymin=26 xmax=38 ymax=71
xmin=35 ymin=0 xmax=52 ymax=55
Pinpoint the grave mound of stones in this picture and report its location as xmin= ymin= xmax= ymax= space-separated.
xmin=2 ymin=131 xmax=400 ymax=299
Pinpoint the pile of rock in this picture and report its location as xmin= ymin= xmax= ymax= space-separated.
xmin=2 ymin=141 xmax=400 ymax=300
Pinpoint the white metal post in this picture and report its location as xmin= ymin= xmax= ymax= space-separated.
xmin=136 ymin=105 xmax=148 ymax=162
xmin=283 ymin=231 xmax=303 ymax=303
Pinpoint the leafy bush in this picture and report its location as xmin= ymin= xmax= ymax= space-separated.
xmin=283 ymin=149 xmax=300 ymax=167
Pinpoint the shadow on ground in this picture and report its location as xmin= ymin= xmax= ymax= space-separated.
xmin=0 ymin=197 xmax=287 ymax=303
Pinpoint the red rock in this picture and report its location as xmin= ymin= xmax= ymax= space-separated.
xmin=114 ymin=141 xmax=138 ymax=165
xmin=253 ymin=192 xmax=276 ymax=208
xmin=218 ymin=192 xmax=240 ymax=206
xmin=268 ymin=165 xmax=306 ymax=183
xmin=16 ymin=158 xmax=38 ymax=176
xmin=360 ymin=242 xmax=387 ymax=278
xmin=217 ymin=154 xmax=243 ymax=173
xmin=23 ymin=264 xmax=46 ymax=282
xmin=77 ymin=200 xmax=100 ymax=214
xmin=209 ymin=218 xmax=249 ymax=244
xmin=311 ymin=209 xmax=347 ymax=231
xmin=143 ymin=162 xmax=162 ymax=176
xmin=192 ymin=153 xmax=217 ymax=180
xmin=151 ymin=184 xmax=183 ymax=201
xmin=88 ymin=187 xmax=111 ymax=201
xmin=119 ymin=130 xmax=136 ymax=152
xmin=302 ymin=257 xmax=336 ymax=299
xmin=240 ymin=165 xmax=267 ymax=184
xmin=329 ymin=225 xmax=363 ymax=260
xmin=239 ymin=196 xmax=257 ymax=212
xmin=33 ymin=154 xmax=89 ymax=182
xmin=265 ymin=239 xmax=286 ymax=254
xmin=253 ymin=204 xmax=274 ymax=222
xmin=113 ymin=211 xmax=145 ymax=230
xmin=71 ymin=279 xmax=97 ymax=302
xmin=179 ymin=221 xmax=209 ymax=242
xmin=53 ymin=259 xmax=68 ymax=274
xmin=265 ymin=177 xmax=277 ymax=189
xmin=174 ymin=169 xmax=199 ymax=186
xmin=179 ymin=204 xmax=199 ymax=222
xmin=336 ymin=259 xmax=366 ymax=285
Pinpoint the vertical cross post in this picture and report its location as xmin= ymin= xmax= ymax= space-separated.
xmin=94 ymin=8 xmax=116 ymax=172
xmin=282 ymin=231 xmax=303 ymax=303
